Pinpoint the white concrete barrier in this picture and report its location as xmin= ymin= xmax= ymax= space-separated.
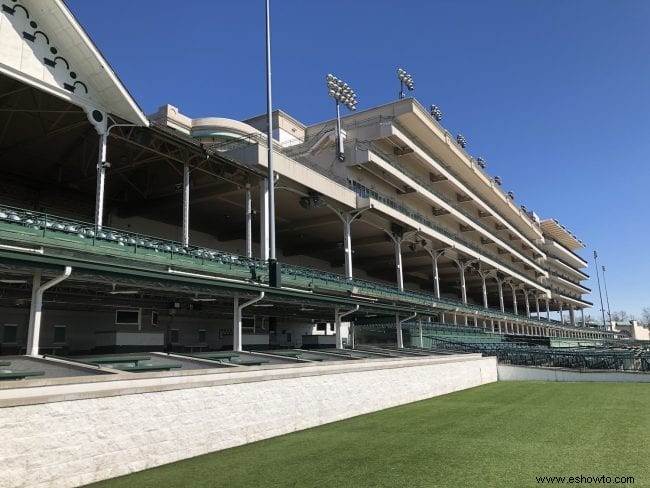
xmin=498 ymin=364 xmax=650 ymax=383
xmin=0 ymin=355 xmax=496 ymax=488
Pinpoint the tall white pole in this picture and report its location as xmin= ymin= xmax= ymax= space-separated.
xmin=265 ymin=0 xmax=276 ymax=264
xmin=182 ymin=162 xmax=190 ymax=248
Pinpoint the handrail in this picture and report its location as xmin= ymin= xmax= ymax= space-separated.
xmin=0 ymin=204 xmax=606 ymax=335
xmin=347 ymin=180 xmax=543 ymax=283
xmin=545 ymin=237 xmax=589 ymax=266
xmin=360 ymin=141 xmax=544 ymax=271
xmin=391 ymin=117 xmax=542 ymax=241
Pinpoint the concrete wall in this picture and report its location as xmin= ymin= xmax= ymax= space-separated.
xmin=498 ymin=364 xmax=650 ymax=383
xmin=0 ymin=355 xmax=496 ymax=488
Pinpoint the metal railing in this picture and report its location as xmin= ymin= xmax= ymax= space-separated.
xmin=0 ymin=204 xmax=604 ymax=335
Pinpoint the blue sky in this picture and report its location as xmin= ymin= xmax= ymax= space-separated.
xmin=65 ymin=0 xmax=650 ymax=319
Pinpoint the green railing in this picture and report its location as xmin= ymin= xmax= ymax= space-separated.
xmin=0 ymin=204 xmax=604 ymax=334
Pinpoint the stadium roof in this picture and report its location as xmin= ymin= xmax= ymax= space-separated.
xmin=0 ymin=0 xmax=148 ymax=126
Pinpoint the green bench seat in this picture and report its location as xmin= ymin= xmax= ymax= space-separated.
xmin=0 ymin=361 xmax=11 ymax=367
xmin=0 ymin=370 xmax=45 ymax=380
xmin=230 ymin=359 xmax=269 ymax=366
xmin=194 ymin=353 xmax=240 ymax=361
xmin=80 ymin=355 xmax=151 ymax=366
xmin=116 ymin=363 xmax=182 ymax=372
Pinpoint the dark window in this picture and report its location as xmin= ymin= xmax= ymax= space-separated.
xmin=316 ymin=323 xmax=326 ymax=332
xmin=115 ymin=309 xmax=140 ymax=325
xmin=198 ymin=329 xmax=206 ymax=343
xmin=3 ymin=324 xmax=17 ymax=343
xmin=170 ymin=329 xmax=180 ymax=343
xmin=53 ymin=325 xmax=66 ymax=343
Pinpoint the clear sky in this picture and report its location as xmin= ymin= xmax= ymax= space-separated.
xmin=65 ymin=0 xmax=650 ymax=320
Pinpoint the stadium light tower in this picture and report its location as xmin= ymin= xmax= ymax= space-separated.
xmin=602 ymin=265 xmax=612 ymax=323
xmin=397 ymin=68 xmax=414 ymax=99
xmin=593 ymin=251 xmax=607 ymax=328
xmin=326 ymin=74 xmax=357 ymax=161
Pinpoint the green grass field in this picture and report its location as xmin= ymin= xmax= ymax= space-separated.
xmin=86 ymin=382 xmax=649 ymax=487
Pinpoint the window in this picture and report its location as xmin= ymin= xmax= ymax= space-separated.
xmin=115 ymin=309 xmax=141 ymax=326
xmin=53 ymin=325 xmax=66 ymax=343
xmin=242 ymin=317 xmax=255 ymax=332
xmin=316 ymin=323 xmax=326 ymax=332
xmin=170 ymin=329 xmax=179 ymax=344
xmin=3 ymin=324 xmax=17 ymax=343
xmin=198 ymin=329 xmax=206 ymax=343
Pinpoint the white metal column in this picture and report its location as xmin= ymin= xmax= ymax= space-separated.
xmin=94 ymin=132 xmax=108 ymax=230
xmin=259 ymin=179 xmax=269 ymax=260
xmin=245 ymin=188 xmax=253 ymax=258
xmin=343 ymin=215 xmax=353 ymax=280
xmin=182 ymin=162 xmax=190 ymax=248
xmin=394 ymin=236 xmax=404 ymax=292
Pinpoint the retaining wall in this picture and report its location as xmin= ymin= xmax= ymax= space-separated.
xmin=498 ymin=364 xmax=650 ymax=382
xmin=1 ymin=354 xmax=497 ymax=488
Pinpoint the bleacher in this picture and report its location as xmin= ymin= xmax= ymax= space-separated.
xmin=0 ymin=203 xmax=607 ymax=336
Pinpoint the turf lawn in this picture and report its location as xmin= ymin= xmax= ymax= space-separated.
xmin=86 ymin=382 xmax=649 ymax=487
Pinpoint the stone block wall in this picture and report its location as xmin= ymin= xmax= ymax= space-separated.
xmin=1 ymin=355 xmax=497 ymax=488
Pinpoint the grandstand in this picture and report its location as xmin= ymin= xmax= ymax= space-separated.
xmin=0 ymin=1 xmax=639 ymax=486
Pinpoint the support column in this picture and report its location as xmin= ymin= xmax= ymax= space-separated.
xmin=182 ymin=162 xmax=190 ymax=248
xmin=342 ymin=214 xmax=353 ymax=280
xmin=523 ymin=289 xmax=530 ymax=317
xmin=245 ymin=187 xmax=252 ymax=258
xmin=94 ymin=131 xmax=108 ymax=230
xmin=545 ymin=299 xmax=550 ymax=321
xmin=394 ymin=236 xmax=404 ymax=292
xmin=259 ymin=179 xmax=269 ymax=260
xmin=494 ymin=277 xmax=505 ymax=312
xmin=396 ymin=313 xmax=403 ymax=348
xmin=559 ymin=302 xmax=564 ymax=324
xmin=535 ymin=296 xmax=540 ymax=319
xmin=478 ymin=271 xmax=488 ymax=308
xmin=427 ymin=249 xmax=446 ymax=299
xmin=454 ymin=260 xmax=468 ymax=304
xmin=233 ymin=295 xmax=241 ymax=352
xmin=507 ymin=281 xmax=518 ymax=315
xmin=569 ymin=305 xmax=576 ymax=326
xmin=581 ymin=308 xmax=585 ymax=327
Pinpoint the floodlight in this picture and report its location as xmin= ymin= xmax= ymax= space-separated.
xmin=507 ymin=191 xmax=515 ymax=200
xmin=494 ymin=176 xmax=502 ymax=186
xmin=429 ymin=104 xmax=443 ymax=121
xmin=325 ymin=73 xmax=359 ymax=161
xmin=456 ymin=134 xmax=467 ymax=148
xmin=299 ymin=196 xmax=311 ymax=209
xmin=397 ymin=67 xmax=415 ymax=99
xmin=476 ymin=157 xmax=486 ymax=168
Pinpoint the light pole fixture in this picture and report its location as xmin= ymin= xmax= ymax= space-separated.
xmin=593 ymin=250 xmax=607 ymax=328
xmin=326 ymin=73 xmax=357 ymax=162
xmin=430 ymin=104 xmax=443 ymax=121
xmin=476 ymin=157 xmax=486 ymax=169
xmin=397 ymin=68 xmax=414 ymax=99
xmin=265 ymin=0 xmax=280 ymax=287
xmin=602 ymin=265 xmax=612 ymax=323
xmin=456 ymin=134 xmax=467 ymax=148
